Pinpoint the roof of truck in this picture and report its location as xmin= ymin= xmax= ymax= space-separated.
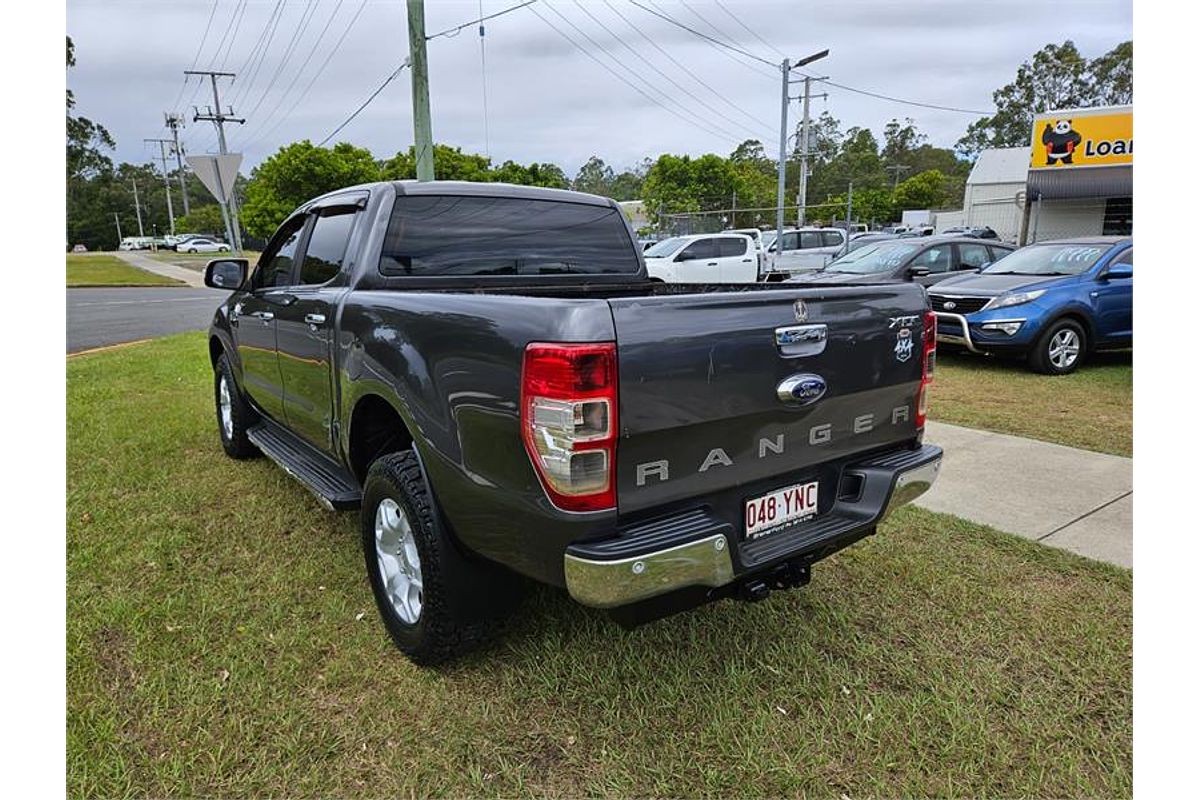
xmin=390 ymin=180 xmax=615 ymax=207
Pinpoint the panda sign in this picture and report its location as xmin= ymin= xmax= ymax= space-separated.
xmin=1030 ymin=105 xmax=1132 ymax=169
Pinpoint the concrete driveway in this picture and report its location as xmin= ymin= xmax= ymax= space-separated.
xmin=918 ymin=421 xmax=1132 ymax=568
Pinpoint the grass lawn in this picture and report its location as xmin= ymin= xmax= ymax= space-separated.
xmin=67 ymin=333 xmax=1131 ymax=798
xmin=932 ymin=350 xmax=1132 ymax=456
xmin=148 ymin=250 xmax=261 ymax=271
xmin=66 ymin=254 xmax=182 ymax=287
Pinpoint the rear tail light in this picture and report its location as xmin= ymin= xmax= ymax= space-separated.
xmin=916 ymin=310 xmax=936 ymax=428
xmin=521 ymin=342 xmax=618 ymax=512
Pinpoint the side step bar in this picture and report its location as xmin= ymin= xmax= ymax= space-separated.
xmin=246 ymin=418 xmax=361 ymax=510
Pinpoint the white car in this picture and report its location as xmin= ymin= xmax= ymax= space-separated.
xmin=180 ymin=238 xmax=231 ymax=253
xmin=765 ymin=227 xmax=848 ymax=276
xmin=643 ymin=233 xmax=759 ymax=283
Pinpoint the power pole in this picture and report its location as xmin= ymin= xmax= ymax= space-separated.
xmin=776 ymin=50 xmax=829 ymax=242
xmin=408 ymin=0 xmax=435 ymax=181
xmin=145 ymin=138 xmax=177 ymax=234
xmin=188 ymin=70 xmax=245 ymax=251
xmin=165 ymin=113 xmax=190 ymax=215
xmin=130 ymin=179 xmax=144 ymax=237
xmin=113 ymin=212 xmax=122 ymax=244
xmin=795 ymin=76 xmax=828 ymax=228
xmin=886 ymin=164 xmax=911 ymax=189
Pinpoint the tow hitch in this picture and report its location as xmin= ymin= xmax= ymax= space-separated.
xmin=739 ymin=561 xmax=812 ymax=602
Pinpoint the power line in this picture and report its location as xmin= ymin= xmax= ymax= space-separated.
xmin=252 ymin=0 xmax=370 ymax=150
xmin=574 ymin=0 xmax=770 ymax=145
xmin=238 ymin=0 xmax=321 ymax=124
xmin=239 ymin=0 xmax=347 ymax=151
xmin=228 ymin=0 xmax=286 ymax=110
xmin=713 ymin=0 xmax=785 ymax=59
xmin=817 ymin=79 xmax=992 ymax=116
xmin=207 ymin=0 xmax=246 ymax=71
xmin=627 ymin=0 xmax=775 ymax=69
xmin=527 ymin=4 xmax=746 ymax=149
xmin=319 ymin=60 xmax=411 ymax=147
xmin=216 ymin=0 xmax=250 ymax=70
xmin=600 ymin=0 xmax=774 ymax=147
xmin=426 ymin=0 xmax=538 ymax=41
xmin=676 ymin=0 xmax=779 ymax=77
xmin=189 ymin=0 xmax=221 ymax=71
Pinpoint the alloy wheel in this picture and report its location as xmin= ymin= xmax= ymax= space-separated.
xmin=1048 ymin=328 xmax=1081 ymax=369
xmin=374 ymin=498 xmax=423 ymax=624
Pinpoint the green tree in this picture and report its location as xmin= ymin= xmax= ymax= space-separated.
xmin=608 ymin=170 xmax=644 ymax=201
xmin=242 ymin=141 xmax=380 ymax=237
xmin=573 ymin=156 xmax=614 ymax=196
xmin=956 ymin=40 xmax=1132 ymax=158
xmin=893 ymin=169 xmax=951 ymax=211
xmin=382 ymin=144 xmax=492 ymax=182
xmin=174 ymin=205 xmax=226 ymax=235
xmin=882 ymin=118 xmax=927 ymax=165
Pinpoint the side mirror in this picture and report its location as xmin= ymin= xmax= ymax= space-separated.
xmin=205 ymin=258 xmax=248 ymax=290
xmin=908 ymin=266 xmax=931 ymax=278
xmin=1105 ymin=263 xmax=1133 ymax=280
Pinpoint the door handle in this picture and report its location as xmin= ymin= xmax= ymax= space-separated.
xmin=264 ymin=293 xmax=297 ymax=307
xmin=304 ymin=313 xmax=327 ymax=326
xmin=706 ymin=261 xmax=718 ymax=266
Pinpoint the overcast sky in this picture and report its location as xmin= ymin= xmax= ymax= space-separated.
xmin=67 ymin=0 xmax=1131 ymax=178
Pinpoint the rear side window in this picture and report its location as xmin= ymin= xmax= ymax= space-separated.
xmin=379 ymin=195 xmax=639 ymax=277
xmin=799 ymin=232 xmax=823 ymax=249
xmin=1114 ymin=247 xmax=1133 ymax=265
xmin=716 ymin=237 xmax=747 ymax=257
xmin=821 ymin=231 xmax=843 ymax=247
xmin=958 ymin=243 xmax=991 ymax=269
xmin=778 ymin=232 xmax=799 ymax=251
xmin=678 ymin=238 xmax=717 ymax=261
xmin=988 ymin=245 xmax=1014 ymax=262
xmin=913 ymin=245 xmax=953 ymax=273
xmin=300 ymin=209 xmax=356 ymax=285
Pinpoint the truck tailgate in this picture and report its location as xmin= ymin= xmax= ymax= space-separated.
xmin=609 ymin=284 xmax=928 ymax=516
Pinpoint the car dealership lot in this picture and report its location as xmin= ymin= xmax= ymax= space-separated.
xmin=66 ymin=333 xmax=1131 ymax=798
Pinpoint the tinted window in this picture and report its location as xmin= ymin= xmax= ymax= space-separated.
xmin=778 ymin=232 xmax=799 ymax=252
xmin=913 ymin=245 xmax=952 ymax=273
xmin=716 ymin=237 xmax=747 ymax=257
xmin=378 ymin=195 xmax=639 ymax=277
xmin=644 ymin=236 xmax=687 ymax=258
xmin=799 ymin=232 xmax=823 ymax=249
xmin=300 ymin=209 xmax=356 ymax=285
xmin=678 ymin=238 xmax=717 ymax=260
xmin=821 ymin=231 xmax=843 ymax=247
xmin=254 ymin=218 xmax=306 ymax=289
xmin=958 ymin=243 xmax=991 ymax=269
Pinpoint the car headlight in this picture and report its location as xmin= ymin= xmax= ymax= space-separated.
xmin=983 ymin=289 xmax=1045 ymax=311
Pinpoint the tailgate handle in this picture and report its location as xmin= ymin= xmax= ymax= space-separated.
xmin=774 ymin=324 xmax=827 ymax=358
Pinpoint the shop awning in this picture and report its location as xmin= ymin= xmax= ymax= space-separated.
xmin=1026 ymin=165 xmax=1132 ymax=200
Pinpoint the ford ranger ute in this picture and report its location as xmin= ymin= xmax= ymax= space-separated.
xmin=204 ymin=181 xmax=942 ymax=664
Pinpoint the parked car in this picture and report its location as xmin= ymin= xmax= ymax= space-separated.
xmin=643 ymin=233 xmax=759 ymax=282
xmin=203 ymin=180 xmax=942 ymax=663
xmin=180 ymin=237 xmax=231 ymax=253
xmin=726 ymin=227 xmax=766 ymax=270
xmin=118 ymin=236 xmax=153 ymax=251
xmin=71 ymin=244 xmax=88 ymax=253
xmin=929 ymin=236 xmax=1132 ymax=374
xmin=941 ymin=226 xmax=1000 ymax=241
xmin=843 ymin=232 xmax=901 ymax=254
xmin=764 ymin=227 xmax=848 ymax=276
xmin=790 ymin=238 xmax=1015 ymax=287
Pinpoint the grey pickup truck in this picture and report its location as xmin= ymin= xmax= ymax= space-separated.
xmin=204 ymin=181 xmax=942 ymax=664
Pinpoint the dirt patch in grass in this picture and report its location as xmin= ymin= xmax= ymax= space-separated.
xmin=67 ymin=333 xmax=1131 ymax=797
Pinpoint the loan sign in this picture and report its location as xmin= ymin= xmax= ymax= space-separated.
xmin=1030 ymin=106 xmax=1132 ymax=169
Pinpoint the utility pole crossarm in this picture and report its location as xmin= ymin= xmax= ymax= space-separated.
xmin=185 ymin=69 xmax=244 ymax=252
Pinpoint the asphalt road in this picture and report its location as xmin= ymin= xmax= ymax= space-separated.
xmin=67 ymin=287 xmax=227 ymax=353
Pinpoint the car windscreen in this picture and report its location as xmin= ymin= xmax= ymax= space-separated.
xmin=378 ymin=195 xmax=640 ymax=277
xmin=825 ymin=242 xmax=920 ymax=274
xmin=644 ymin=236 xmax=688 ymax=258
xmin=981 ymin=243 xmax=1108 ymax=276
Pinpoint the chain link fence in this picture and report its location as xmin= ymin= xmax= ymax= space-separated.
xmin=659 ymin=201 xmax=859 ymax=238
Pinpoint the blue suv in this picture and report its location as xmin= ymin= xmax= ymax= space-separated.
xmin=928 ymin=237 xmax=1132 ymax=374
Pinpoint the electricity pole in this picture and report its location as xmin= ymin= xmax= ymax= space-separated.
xmin=130 ymin=179 xmax=144 ymax=237
xmin=188 ymin=70 xmax=245 ymax=250
xmin=113 ymin=212 xmax=122 ymax=244
xmin=145 ymin=138 xmax=177 ymax=233
xmin=165 ymin=113 xmax=190 ymax=215
xmin=795 ymin=75 xmax=828 ymax=228
xmin=776 ymin=50 xmax=828 ymax=242
xmin=408 ymin=0 xmax=435 ymax=181
xmin=887 ymin=164 xmax=911 ymax=189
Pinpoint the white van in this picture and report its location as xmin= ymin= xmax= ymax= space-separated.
xmin=765 ymin=227 xmax=848 ymax=276
xmin=642 ymin=233 xmax=759 ymax=283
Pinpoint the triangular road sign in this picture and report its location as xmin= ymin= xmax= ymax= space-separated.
xmin=186 ymin=153 xmax=242 ymax=204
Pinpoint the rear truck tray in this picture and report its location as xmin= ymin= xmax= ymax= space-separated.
xmin=563 ymin=443 xmax=941 ymax=610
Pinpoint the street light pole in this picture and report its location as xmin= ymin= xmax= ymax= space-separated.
xmin=776 ymin=50 xmax=828 ymax=244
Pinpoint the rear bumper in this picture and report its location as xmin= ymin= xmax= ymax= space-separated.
xmin=563 ymin=443 xmax=942 ymax=609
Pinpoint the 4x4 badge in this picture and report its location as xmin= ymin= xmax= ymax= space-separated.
xmin=895 ymin=328 xmax=914 ymax=362
xmin=794 ymin=299 xmax=808 ymax=323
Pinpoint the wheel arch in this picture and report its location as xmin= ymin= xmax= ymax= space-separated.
xmin=347 ymin=393 xmax=417 ymax=485
xmin=1039 ymin=308 xmax=1096 ymax=352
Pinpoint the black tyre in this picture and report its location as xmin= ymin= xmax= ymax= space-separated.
xmin=1028 ymin=318 xmax=1087 ymax=375
xmin=214 ymin=353 xmax=260 ymax=459
xmin=361 ymin=451 xmax=520 ymax=664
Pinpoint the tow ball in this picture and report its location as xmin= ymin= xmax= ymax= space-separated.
xmin=739 ymin=561 xmax=812 ymax=602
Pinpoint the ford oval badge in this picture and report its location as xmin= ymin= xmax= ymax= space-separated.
xmin=776 ymin=373 xmax=827 ymax=405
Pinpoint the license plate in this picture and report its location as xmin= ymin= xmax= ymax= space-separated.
xmin=744 ymin=480 xmax=819 ymax=539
